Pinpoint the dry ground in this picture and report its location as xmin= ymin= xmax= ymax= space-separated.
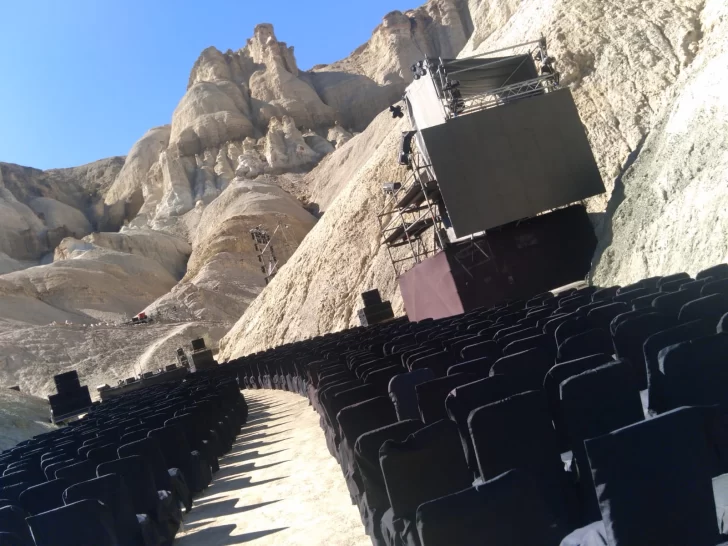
xmin=176 ymin=389 xmax=370 ymax=546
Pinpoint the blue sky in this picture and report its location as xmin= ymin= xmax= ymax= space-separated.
xmin=0 ymin=0 xmax=406 ymax=170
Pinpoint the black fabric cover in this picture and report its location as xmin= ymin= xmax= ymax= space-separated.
xmin=503 ymin=333 xmax=554 ymax=357
xmin=459 ymin=341 xmax=500 ymax=362
xmin=0 ymin=505 xmax=33 ymax=546
xmin=591 ymin=287 xmax=620 ymax=301
xmin=586 ymin=303 xmax=628 ymax=331
xmin=652 ymin=290 xmax=697 ymax=317
xmin=559 ymin=361 xmax=644 ymax=521
xmin=63 ymin=473 xmax=143 ymax=546
xmin=380 ymin=420 xmax=472 ymax=546
xmin=415 ymin=374 xmax=477 ymax=424
xmin=26 ymin=499 xmax=118 ymax=546
xmin=704 ymin=279 xmax=728 ymax=298
xmin=365 ymin=365 xmax=402 ymax=395
xmin=656 ymin=272 xmax=691 ymax=288
xmin=679 ymin=294 xmax=728 ymax=324
xmin=148 ymin=425 xmax=211 ymax=493
xmin=86 ymin=443 xmax=118 ymax=465
xmin=557 ymin=329 xmax=612 ymax=363
xmin=388 ymin=369 xmax=435 ymax=421
xmin=489 ymin=347 xmax=554 ymax=391
xmin=612 ymin=313 xmax=675 ymax=389
xmin=543 ymin=354 xmax=614 ymax=451
xmin=18 ymin=479 xmax=68 ymax=515
xmin=609 ymin=309 xmax=655 ymax=337
xmin=643 ymin=320 xmax=714 ymax=413
xmin=555 ymin=318 xmax=591 ymax=347
xmin=337 ymin=397 xmax=398 ymax=504
xmin=446 ymin=357 xmax=493 ymax=378
xmin=96 ymin=455 xmax=180 ymax=542
xmin=54 ymin=460 xmax=97 ymax=484
xmin=659 ymin=334 xmax=728 ymax=410
xmin=410 ymin=351 xmax=455 ymax=377
xmin=354 ymin=420 xmax=425 ymax=542
xmin=585 ymin=406 xmax=720 ymax=546
xmin=467 ymin=390 xmax=562 ymax=483
xmin=445 ymin=374 xmax=526 ymax=474
xmin=416 ymin=469 xmax=564 ymax=546
xmin=698 ymin=264 xmax=728 ymax=281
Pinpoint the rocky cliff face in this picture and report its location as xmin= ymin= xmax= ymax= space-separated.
xmin=219 ymin=0 xmax=728 ymax=359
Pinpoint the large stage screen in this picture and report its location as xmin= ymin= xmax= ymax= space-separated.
xmin=421 ymin=88 xmax=605 ymax=237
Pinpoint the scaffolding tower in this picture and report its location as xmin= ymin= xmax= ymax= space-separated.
xmin=377 ymin=149 xmax=448 ymax=278
xmin=250 ymin=225 xmax=280 ymax=284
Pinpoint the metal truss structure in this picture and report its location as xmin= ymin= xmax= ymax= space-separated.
xmin=377 ymin=151 xmax=447 ymax=277
xmin=250 ymin=225 xmax=281 ymax=285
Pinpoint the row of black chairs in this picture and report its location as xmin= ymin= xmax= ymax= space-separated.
xmin=224 ymin=263 xmax=728 ymax=546
xmin=0 ymin=372 xmax=248 ymax=545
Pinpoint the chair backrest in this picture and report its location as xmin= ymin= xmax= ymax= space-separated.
xmin=651 ymin=290 xmax=696 ymax=317
xmin=96 ymin=455 xmax=159 ymax=516
xmin=365 ymin=365 xmax=402 ymax=395
xmin=703 ymin=279 xmax=728 ymax=297
xmin=613 ymin=313 xmax=675 ymax=388
xmin=468 ymin=391 xmax=562 ymax=482
xmin=542 ymin=353 xmax=614 ymax=449
xmin=337 ymin=397 xmax=397 ymax=448
xmin=63 ymin=473 xmax=141 ymax=546
xmin=86 ymin=444 xmax=118 ymax=465
xmin=559 ymin=361 xmax=645 ymax=520
xmin=120 ymin=430 xmax=150 ymax=444
xmin=697 ymin=263 xmax=728 ymax=281
xmin=557 ymin=328 xmax=612 ymax=363
xmin=446 ymin=356 xmax=493 ymax=378
xmin=388 ymin=369 xmax=435 ymax=421
xmin=643 ymin=320 xmax=714 ymax=413
xmin=415 ymin=374 xmax=478 ymax=424
xmin=0 ymin=505 xmax=33 ymax=545
xmin=410 ymin=351 xmax=454 ymax=377
xmin=0 ymin=483 xmax=30 ymax=503
xmin=559 ymin=361 xmax=644 ymax=453
xmin=679 ymin=294 xmax=728 ymax=324
xmin=18 ymin=479 xmax=69 ymax=516
xmin=148 ymin=425 xmax=192 ymax=466
xmin=26 ymin=499 xmax=118 ymax=546
xmin=659 ymin=334 xmax=728 ymax=410
xmin=656 ymin=272 xmax=691 ymax=288
xmin=609 ymin=308 xmax=655 ymax=336
xmin=117 ymin=438 xmax=171 ymax=490
xmin=353 ymin=419 xmax=425 ymax=532
xmin=554 ymin=317 xmax=591 ymax=347
xmin=585 ymin=406 xmax=720 ymax=546
xmin=327 ymin=385 xmax=378 ymax=430
xmin=416 ymin=469 xmax=563 ymax=546
xmin=445 ymin=375 xmax=527 ymax=474
xmin=380 ymin=420 xmax=471 ymax=518
xmin=54 ymin=461 xmax=97 ymax=484
xmin=459 ymin=340 xmax=500 ymax=363
xmin=489 ymin=347 xmax=554 ymax=391
xmin=591 ymin=286 xmax=620 ymax=301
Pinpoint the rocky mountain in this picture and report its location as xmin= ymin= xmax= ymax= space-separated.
xmin=220 ymin=0 xmax=728 ymax=358
xmin=2 ymin=0 xmax=727 ymax=396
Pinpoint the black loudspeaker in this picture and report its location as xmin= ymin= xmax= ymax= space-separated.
xmin=53 ymin=371 xmax=81 ymax=395
xmin=361 ymin=289 xmax=382 ymax=307
xmin=49 ymin=386 xmax=91 ymax=418
xmin=358 ymin=302 xmax=395 ymax=326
